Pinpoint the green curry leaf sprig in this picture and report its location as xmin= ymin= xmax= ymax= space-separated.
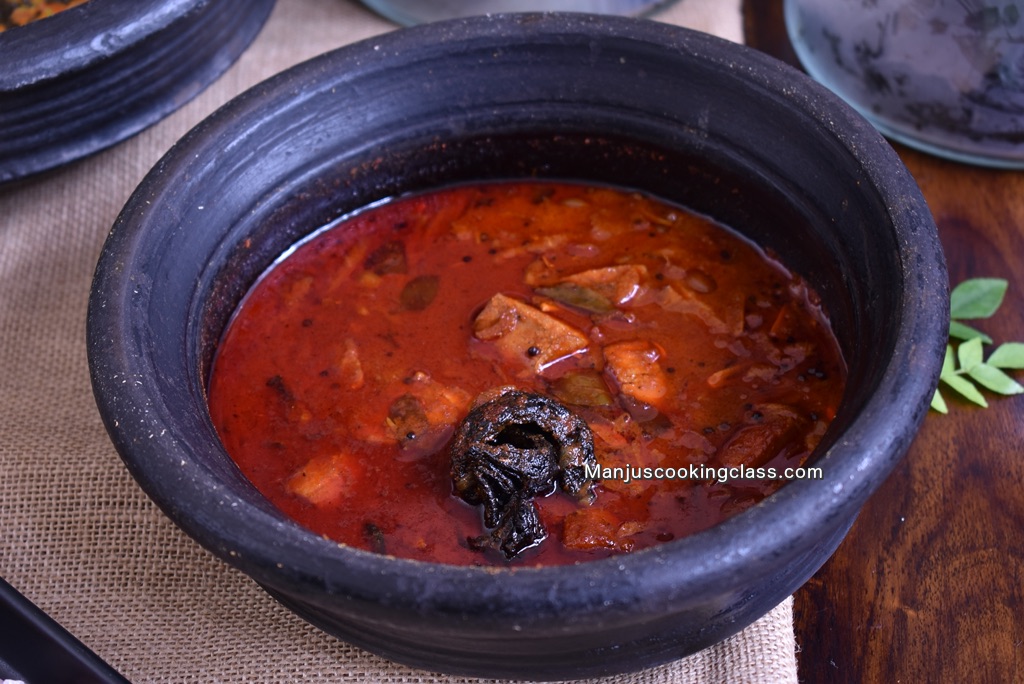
xmin=932 ymin=278 xmax=1024 ymax=413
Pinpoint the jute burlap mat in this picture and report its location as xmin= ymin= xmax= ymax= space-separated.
xmin=0 ymin=0 xmax=798 ymax=681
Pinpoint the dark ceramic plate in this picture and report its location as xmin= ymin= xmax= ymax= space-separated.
xmin=0 ymin=0 xmax=276 ymax=185
xmin=0 ymin=577 xmax=129 ymax=684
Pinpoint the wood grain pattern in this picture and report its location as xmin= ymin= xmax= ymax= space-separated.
xmin=744 ymin=3 xmax=1024 ymax=681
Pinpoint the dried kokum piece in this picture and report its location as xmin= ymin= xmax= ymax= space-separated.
xmin=450 ymin=387 xmax=596 ymax=559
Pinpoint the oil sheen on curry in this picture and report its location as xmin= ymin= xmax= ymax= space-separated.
xmin=207 ymin=181 xmax=846 ymax=566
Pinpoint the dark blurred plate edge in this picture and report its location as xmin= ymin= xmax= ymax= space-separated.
xmin=0 ymin=0 xmax=276 ymax=187
xmin=0 ymin=577 xmax=131 ymax=684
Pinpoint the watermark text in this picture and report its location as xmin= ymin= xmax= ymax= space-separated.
xmin=585 ymin=462 xmax=823 ymax=485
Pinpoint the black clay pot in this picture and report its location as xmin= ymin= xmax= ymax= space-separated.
xmin=0 ymin=0 xmax=275 ymax=185
xmin=87 ymin=14 xmax=948 ymax=681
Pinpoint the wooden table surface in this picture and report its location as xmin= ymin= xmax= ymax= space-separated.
xmin=744 ymin=3 xmax=1024 ymax=682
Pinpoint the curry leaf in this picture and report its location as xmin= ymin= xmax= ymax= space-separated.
xmin=931 ymin=278 xmax=1022 ymax=413
xmin=941 ymin=344 xmax=955 ymax=375
xmin=957 ymin=336 xmax=984 ymax=371
xmin=550 ymin=372 xmax=614 ymax=407
xmin=535 ymin=283 xmax=614 ymax=314
xmin=949 ymin=320 xmax=992 ymax=343
xmin=988 ymin=342 xmax=1024 ymax=369
xmin=399 ymin=274 xmax=439 ymax=311
xmin=967 ymin=364 xmax=1024 ymax=395
xmin=949 ymin=278 xmax=1007 ymax=319
xmin=940 ymin=371 xmax=989 ymax=407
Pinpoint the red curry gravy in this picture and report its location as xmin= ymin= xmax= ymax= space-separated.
xmin=207 ymin=181 xmax=846 ymax=566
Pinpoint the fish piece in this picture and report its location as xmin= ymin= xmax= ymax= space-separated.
xmin=285 ymin=452 xmax=360 ymax=505
xmin=562 ymin=264 xmax=649 ymax=306
xmin=716 ymin=404 xmax=807 ymax=467
xmin=562 ymin=508 xmax=643 ymax=552
xmin=602 ymin=339 xmax=669 ymax=406
xmin=335 ymin=338 xmax=364 ymax=390
xmin=655 ymin=283 xmax=744 ymax=335
xmin=473 ymin=293 xmax=589 ymax=372
xmin=386 ymin=372 xmax=472 ymax=458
